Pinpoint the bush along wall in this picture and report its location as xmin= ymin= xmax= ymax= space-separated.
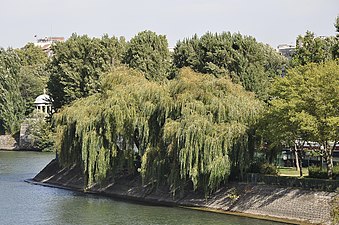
xmin=308 ymin=165 xmax=339 ymax=180
xmin=245 ymin=173 xmax=339 ymax=191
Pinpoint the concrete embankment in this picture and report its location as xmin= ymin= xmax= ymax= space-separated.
xmin=31 ymin=159 xmax=339 ymax=225
xmin=0 ymin=135 xmax=18 ymax=150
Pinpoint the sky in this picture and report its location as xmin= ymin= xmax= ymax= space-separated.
xmin=1 ymin=0 xmax=338 ymax=49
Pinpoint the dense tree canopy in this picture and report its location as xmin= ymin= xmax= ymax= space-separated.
xmin=0 ymin=44 xmax=50 ymax=134
xmin=0 ymin=48 xmax=25 ymax=134
xmin=173 ymin=32 xmax=287 ymax=100
xmin=261 ymin=60 xmax=339 ymax=178
xmin=47 ymin=34 xmax=126 ymax=109
xmin=1 ymin=25 xmax=337 ymax=184
xmin=55 ymin=66 xmax=263 ymax=194
xmin=16 ymin=43 xmax=48 ymax=66
xmin=291 ymin=17 xmax=339 ymax=66
xmin=123 ymin=30 xmax=171 ymax=81
xmin=291 ymin=31 xmax=336 ymax=66
xmin=16 ymin=43 xmax=49 ymax=114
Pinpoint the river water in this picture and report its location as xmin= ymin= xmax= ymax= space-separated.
xmin=0 ymin=151 xmax=290 ymax=225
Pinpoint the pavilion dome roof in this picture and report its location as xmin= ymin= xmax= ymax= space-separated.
xmin=34 ymin=94 xmax=52 ymax=104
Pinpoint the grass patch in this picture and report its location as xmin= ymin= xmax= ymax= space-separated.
xmin=278 ymin=167 xmax=309 ymax=177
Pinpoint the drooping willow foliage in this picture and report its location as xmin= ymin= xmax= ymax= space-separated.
xmin=55 ymin=66 xmax=263 ymax=195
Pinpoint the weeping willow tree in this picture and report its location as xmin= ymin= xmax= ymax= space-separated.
xmin=55 ymin=66 xmax=263 ymax=195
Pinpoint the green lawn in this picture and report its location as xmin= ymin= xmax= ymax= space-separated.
xmin=278 ymin=167 xmax=309 ymax=177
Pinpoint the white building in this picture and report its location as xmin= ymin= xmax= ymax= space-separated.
xmin=34 ymin=92 xmax=53 ymax=115
xmin=277 ymin=44 xmax=295 ymax=59
xmin=34 ymin=37 xmax=65 ymax=56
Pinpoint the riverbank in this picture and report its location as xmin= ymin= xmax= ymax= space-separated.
xmin=31 ymin=159 xmax=339 ymax=225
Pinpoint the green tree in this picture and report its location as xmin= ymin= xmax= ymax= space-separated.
xmin=0 ymin=48 xmax=26 ymax=134
xmin=123 ymin=30 xmax=171 ymax=81
xmin=173 ymin=32 xmax=286 ymax=100
xmin=172 ymin=34 xmax=200 ymax=70
xmin=262 ymin=60 xmax=339 ymax=178
xmin=16 ymin=43 xmax=48 ymax=66
xmin=23 ymin=111 xmax=55 ymax=151
xmin=15 ymin=43 xmax=49 ymax=114
xmin=47 ymin=34 xmax=126 ymax=109
xmin=54 ymin=66 xmax=263 ymax=195
xmin=258 ymin=108 xmax=307 ymax=176
xmin=291 ymin=31 xmax=337 ymax=66
xmin=332 ymin=16 xmax=339 ymax=59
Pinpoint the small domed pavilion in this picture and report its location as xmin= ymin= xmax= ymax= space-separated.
xmin=34 ymin=91 xmax=53 ymax=114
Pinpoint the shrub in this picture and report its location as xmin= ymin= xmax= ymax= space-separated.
xmin=24 ymin=112 xmax=55 ymax=151
xmin=260 ymin=163 xmax=278 ymax=175
xmin=247 ymin=161 xmax=277 ymax=175
xmin=247 ymin=161 xmax=262 ymax=174
xmin=333 ymin=165 xmax=339 ymax=180
xmin=308 ymin=166 xmax=328 ymax=179
xmin=308 ymin=165 xmax=339 ymax=179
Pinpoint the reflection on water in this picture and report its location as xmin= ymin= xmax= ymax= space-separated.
xmin=0 ymin=151 xmax=290 ymax=225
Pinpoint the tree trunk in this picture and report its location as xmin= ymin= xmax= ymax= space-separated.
xmin=326 ymin=142 xmax=335 ymax=179
xmin=298 ymin=151 xmax=303 ymax=177
xmin=299 ymin=141 xmax=306 ymax=177
xmin=294 ymin=144 xmax=300 ymax=172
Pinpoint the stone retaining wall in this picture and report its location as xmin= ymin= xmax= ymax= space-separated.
xmin=19 ymin=122 xmax=37 ymax=150
xmin=0 ymin=135 xmax=18 ymax=150
xmin=0 ymin=121 xmax=38 ymax=150
xmin=33 ymin=160 xmax=339 ymax=225
xmin=204 ymin=185 xmax=337 ymax=225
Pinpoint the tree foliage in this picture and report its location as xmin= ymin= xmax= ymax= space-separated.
xmin=123 ymin=30 xmax=171 ymax=82
xmin=291 ymin=31 xmax=336 ymax=66
xmin=332 ymin=15 xmax=339 ymax=59
xmin=0 ymin=48 xmax=26 ymax=134
xmin=47 ymin=34 xmax=126 ymax=109
xmin=24 ymin=111 xmax=55 ymax=151
xmin=173 ymin=32 xmax=287 ymax=99
xmin=291 ymin=16 xmax=339 ymax=66
xmin=0 ymin=44 xmax=50 ymax=134
xmin=55 ymin=66 xmax=263 ymax=194
xmin=15 ymin=43 xmax=49 ymax=114
xmin=335 ymin=15 xmax=339 ymax=35
xmin=261 ymin=60 xmax=339 ymax=178
xmin=16 ymin=43 xmax=48 ymax=66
